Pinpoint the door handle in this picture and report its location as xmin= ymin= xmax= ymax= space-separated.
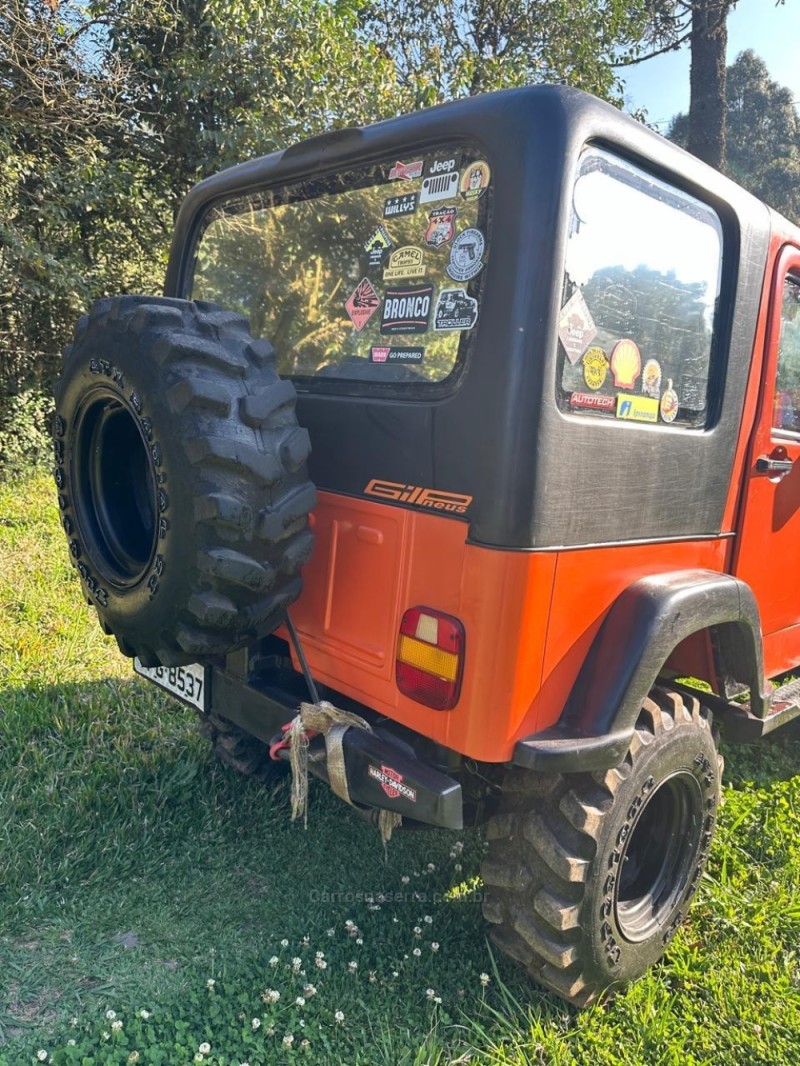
xmin=756 ymin=456 xmax=794 ymax=474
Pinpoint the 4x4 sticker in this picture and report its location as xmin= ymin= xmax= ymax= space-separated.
xmin=558 ymin=290 xmax=597 ymax=364
xmin=345 ymin=278 xmax=381 ymax=330
xmin=419 ymin=171 xmax=460 ymax=204
xmin=610 ymin=338 xmax=641 ymax=388
xmin=384 ymin=193 xmax=417 ymax=218
xmin=424 ymin=207 xmax=457 ymax=247
xmin=383 ymin=246 xmax=426 ymax=282
xmin=380 ymin=283 xmax=433 ymax=334
xmin=434 ymin=288 xmax=478 ymax=331
xmin=582 ymin=346 xmax=608 ymax=390
xmin=370 ymin=346 xmax=424 ymax=364
xmin=460 ymin=160 xmax=491 ymax=200
xmin=364 ymin=224 xmax=394 ymax=267
xmin=446 ymin=228 xmax=485 ymax=282
xmin=368 ymin=763 xmax=417 ymax=802
xmin=616 ymin=394 xmax=658 ymax=423
xmin=389 ymin=159 xmax=423 ymax=181
xmin=364 ymin=478 xmax=473 ymax=514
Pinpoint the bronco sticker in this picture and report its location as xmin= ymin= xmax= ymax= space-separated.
xmin=424 ymin=207 xmax=457 ymax=247
xmin=364 ymin=479 xmax=473 ymax=514
xmin=370 ymin=346 xmax=424 ymax=364
xmin=380 ymin=283 xmax=433 ymax=334
xmin=434 ymin=288 xmax=478 ymax=331
xmin=368 ymin=764 xmax=417 ymax=803
xmin=345 ymin=278 xmax=381 ymax=330
xmin=384 ymin=193 xmax=418 ymax=218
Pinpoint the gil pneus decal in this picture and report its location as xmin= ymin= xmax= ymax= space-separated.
xmin=364 ymin=479 xmax=473 ymax=515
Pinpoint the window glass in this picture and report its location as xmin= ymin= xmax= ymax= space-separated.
xmin=190 ymin=150 xmax=491 ymax=387
xmin=558 ymin=149 xmax=723 ymax=427
xmin=773 ymin=276 xmax=800 ymax=433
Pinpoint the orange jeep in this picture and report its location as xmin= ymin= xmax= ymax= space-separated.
xmin=54 ymin=85 xmax=800 ymax=1005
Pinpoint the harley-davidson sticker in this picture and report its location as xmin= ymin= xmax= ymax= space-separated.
xmin=424 ymin=207 xmax=457 ymax=247
xmin=558 ymin=290 xmax=597 ymax=364
xmin=364 ymin=224 xmax=394 ymax=267
xmin=570 ymin=392 xmax=615 ymax=412
xmin=582 ymin=346 xmax=609 ymax=390
xmin=383 ymin=246 xmax=427 ymax=281
xmin=384 ymin=193 xmax=418 ymax=218
xmin=419 ymin=171 xmax=460 ymax=204
xmin=370 ymin=346 xmax=424 ymax=364
xmin=345 ymin=278 xmax=381 ymax=330
xmin=446 ymin=228 xmax=485 ymax=282
xmin=610 ymin=338 xmax=642 ymax=389
xmin=380 ymin=283 xmax=433 ymax=334
xmin=642 ymin=358 xmax=662 ymax=399
xmin=660 ymin=379 xmax=679 ymax=423
xmin=460 ymin=160 xmax=491 ymax=200
xmin=616 ymin=394 xmax=658 ymax=423
xmin=389 ymin=159 xmax=423 ymax=181
xmin=434 ymin=288 xmax=479 ymax=331
xmin=368 ymin=763 xmax=417 ymax=802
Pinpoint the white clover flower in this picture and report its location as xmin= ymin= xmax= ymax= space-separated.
xmin=315 ymin=957 xmax=327 ymax=970
xmin=138 ymin=1009 xmax=152 ymax=1020
xmin=37 ymin=1052 xmax=48 ymax=1063
xmin=292 ymin=957 xmax=302 ymax=972
xmin=400 ymin=875 xmax=410 ymax=885
xmin=266 ymin=1026 xmax=276 ymax=1037
xmin=434 ymin=995 xmax=442 ymax=1004
xmin=480 ymin=972 xmax=490 ymax=987
xmin=101 ymin=1032 xmax=110 ymax=1041
xmin=296 ymin=996 xmax=306 ymax=1007
xmin=303 ymin=983 xmax=317 ymax=996
xmin=427 ymin=863 xmax=436 ymax=872
xmin=206 ymin=978 xmax=216 ymax=989
xmin=426 ymin=988 xmax=436 ymax=1000
xmin=265 ymin=989 xmax=281 ymax=1004
xmin=454 ymin=863 xmax=463 ymax=872
xmin=369 ymin=971 xmax=377 ymax=983
xmin=424 ymin=915 xmax=433 ymax=924
xmin=301 ymin=1039 xmax=310 ymax=1050
xmin=67 ymin=1040 xmax=76 ymax=1048
xmin=105 ymin=1010 xmax=117 ymax=1021
xmin=252 ymin=1017 xmax=262 ymax=1030
xmin=315 ymin=950 xmax=324 ymax=959
xmin=431 ymin=942 xmax=440 ymax=952
xmin=413 ymin=947 xmax=421 ymax=957
xmin=348 ymin=960 xmax=358 ymax=972
xmin=199 ymin=1043 xmax=211 ymax=1054
xmin=280 ymin=938 xmax=289 ymax=948
xmin=302 ymin=935 xmax=310 ymax=946
xmin=283 ymin=1035 xmax=294 ymax=1048
xmin=111 ymin=1019 xmax=123 ymax=1032
xmin=327 ymin=928 xmax=335 ymax=937
xmin=70 ymin=1018 xmax=78 ymax=1027
xmin=392 ymin=971 xmax=399 ymax=978
xmin=128 ymin=1054 xmax=140 ymax=1064
xmin=356 ymin=937 xmax=364 ymax=945
xmin=344 ymin=919 xmax=354 ymax=929
xmin=392 ymin=917 xmax=399 ymax=924
xmin=453 ymin=840 xmax=464 ymax=853
xmin=269 ymin=956 xmax=279 ymax=967
xmin=413 ymin=926 xmax=422 ymax=936
xmin=334 ymin=1010 xmax=345 ymax=1024
xmin=194 ymin=1055 xmax=205 ymax=1064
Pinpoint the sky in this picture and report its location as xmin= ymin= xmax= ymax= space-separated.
xmin=621 ymin=0 xmax=800 ymax=132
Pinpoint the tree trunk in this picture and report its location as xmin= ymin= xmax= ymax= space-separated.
xmin=688 ymin=0 xmax=729 ymax=169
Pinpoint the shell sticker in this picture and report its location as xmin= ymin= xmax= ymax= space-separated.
xmin=460 ymin=160 xmax=491 ymax=201
xmin=582 ymin=346 xmax=608 ymax=391
xmin=558 ymin=290 xmax=597 ymax=365
xmin=660 ymin=380 xmax=680 ymax=423
xmin=610 ymin=338 xmax=641 ymax=389
xmin=642 ymin=359 xmax=662 ymax=399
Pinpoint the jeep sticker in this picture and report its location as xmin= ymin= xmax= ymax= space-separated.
xmin=424 ymin=207 xmax=457 ymax=248
xmin=423 ymin=155 xmax=461 ymax=178
xmin=383 ymin=246 xmax=427 ymax=282
xmin=460 ymin=160 xmax=491 ymax=200
xmin=370 ymin=346 xmax=424 ymax=364
xmin=419 ymin=171 xmax=460 ymax=205
xmin=446 ymin=228 xmax=485 ymax=282
xmin=434 ymin=288 xmax=479 ymax=331
xmin=610 ymin=338 xmax=641 ymax=389
xmin=558 ymin=289 xmax=597 ymax=364
xmin=384 ymin=193 xmax=418 ymax=218
xmin=363 ymin=224 xmax=394 ymax=267
xmin=380 ymin=284 xmax=433 ymax=334
xmin=345 ymin=278 xmax=381 ymax=331
xmin=389 ymin=159 xmax=423 ymax=181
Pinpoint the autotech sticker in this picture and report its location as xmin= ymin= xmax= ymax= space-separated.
xmin=363 ymin=224 xmax=394 ymax=267
xmin=570 ymin=392 xmax=615 ymax=412
xmin=380 ymin=283 xmax=434 ymax=335
xmin=616 ymin=394 xmax=658 ymax=423
xmin=641 ymin=358 xmax=662 ymax=399
xmin=424 ymin=207 xmax=457 ymax=247
xmin=582 ymin=346 xmax=608 ymax=390
xmin=446 ymin=228 xmax=485 ymax=282
xmin=660 ymin=380 xmax=679 ymax=423
xmin=370 ymin=346 xmax=424 ymax=364
xmin=389 ymin=160 xmax=423 ymax=181
xmin=419 ymin=171 xmax=460 ymax=204
xmin=610 ymin=338 xmax=641 ymax=389
xmin=345 ymin=278 xmax=381 ymax=330
xmin=384 ymin=193 xmax=418 ymax=218
xmin=460 ymin=160 xmax=491 ymax=200
xmin=558 ymin=289 xmax=597 ymax=365
xmin=434 ymin=288 xmax=479 ymax=331
xmin=383 ymin=246 xmax=427 ymax=282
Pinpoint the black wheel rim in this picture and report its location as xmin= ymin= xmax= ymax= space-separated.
xmin=614 ymin=770 xmax=704 ymax=943
xmin=72 ymin=389 xmax=158 ymax=588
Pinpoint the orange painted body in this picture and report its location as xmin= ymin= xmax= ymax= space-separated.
xmin=285 ymin=220 xmax=800 ymax=764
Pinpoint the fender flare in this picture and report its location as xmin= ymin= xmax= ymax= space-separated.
xmin=513 ymin=569 xmax=766 ymax=772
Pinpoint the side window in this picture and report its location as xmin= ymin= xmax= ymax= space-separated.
xmin=557 ymin=149 xmax=723 ymax=428
xmin=773 ymin=276 xmax=800 ymax=434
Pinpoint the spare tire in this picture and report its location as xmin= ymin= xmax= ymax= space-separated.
xmin=53 ymin=295 xmax=316 ymax=667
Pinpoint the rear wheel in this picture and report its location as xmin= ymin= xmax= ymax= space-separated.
xmin=197 ymin=710 xmax=279 ymax=780
xmin=481 ymin=687 xmax=721 ymax=1005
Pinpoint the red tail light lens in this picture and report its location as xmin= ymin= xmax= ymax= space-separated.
xmin=395 ymin=607 xmax=465 ymax=710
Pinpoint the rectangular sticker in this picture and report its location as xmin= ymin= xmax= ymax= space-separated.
xmin=384 ymin=193 xmax=418 ymax=218
xmin=615 ymin=394 xmax=659 ymax=423
xmin=370 ymin=346 xmax=424 ymax=364
xmin=380 ymin=284 xmax=433 ymax=335
xmin=419 ymin=171 xmax=460 ymax=204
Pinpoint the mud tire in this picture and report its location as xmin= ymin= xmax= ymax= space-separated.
xmin=197 ymin=710 xmax=279 ymax=780
xmin=481 ymin=687 xmax=722 ymax=1006
xmin=53 ymin=296 xmax=316 ymax=667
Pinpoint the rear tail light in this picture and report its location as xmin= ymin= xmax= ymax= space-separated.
xmin=395 ymin=607 xmax=465 ymax=710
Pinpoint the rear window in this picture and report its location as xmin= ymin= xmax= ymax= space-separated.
xmin=190 ymin=149 xmax=492 ymax=388
xmin=557 ymin=148 xmax=723 ymax=428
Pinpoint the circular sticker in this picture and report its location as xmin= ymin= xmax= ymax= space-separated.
xmin=641 ymin=358 xmax=662 ymax=399
xmin=660 ymin=380 xmax=679 ymax=423
xmin=446 ymin=228 xmax=485 ymax=282
xmin=610 ymin=338 xmax=641 ymax=389
xmin=582 ymin=346 xmax=608 ymax=391
xmin=460 ymin=160 xmax=491 ymax=201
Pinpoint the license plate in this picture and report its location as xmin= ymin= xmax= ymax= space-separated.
xmin=133 ymin=658 xmax=208 ymax=712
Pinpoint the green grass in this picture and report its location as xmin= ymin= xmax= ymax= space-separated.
xmin=2 ymin=471 xmax=800 ymax=1065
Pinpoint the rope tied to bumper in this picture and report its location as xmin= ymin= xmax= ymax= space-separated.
xmin=287 ymin=700 xmax=402 ymax=845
